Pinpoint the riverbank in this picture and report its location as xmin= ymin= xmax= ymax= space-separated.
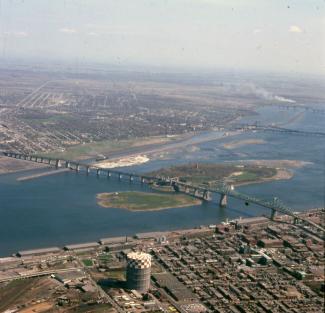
xmin=0 ymin=156 xmax=47 ymax=175
xmin=37 ymin=134 xmax=184 ymax=160
xmin=1 ymin=208 xmax=322 ymax=258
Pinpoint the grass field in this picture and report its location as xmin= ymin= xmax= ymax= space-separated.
xmin=82 ymin=259 xmax=94 ymax=267
xmin=37 ymin=135 xmax=175 ymax=160
xmin=97 ymin=191 xmax=201 ymax=211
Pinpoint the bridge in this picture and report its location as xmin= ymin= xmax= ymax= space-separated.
xmin=3 ymin=151 xmax=325 ymax=234
xmin=234 ymin=124 xmax=325 ymax=137
xmin=260 ymin=103 xmax=325 ymax=115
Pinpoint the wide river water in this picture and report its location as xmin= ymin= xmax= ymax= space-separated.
xmin=0 ymin=107 xmax=324 ymax=256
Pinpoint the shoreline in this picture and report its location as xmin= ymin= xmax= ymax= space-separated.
xmin=1 ymin=208 xmax=323 ymax=258
xmin=232 ymin=168 xmax=294 ymax=187
xmin=0 ymin=156 xmax=48 ymax=176
xmin=0 ymin=129 xmax=241 ymax=176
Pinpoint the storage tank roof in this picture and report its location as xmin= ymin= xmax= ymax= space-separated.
xmin=127 ymin=252 xmax=151 ymax=269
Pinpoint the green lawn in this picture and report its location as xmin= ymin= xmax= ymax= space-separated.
xmin=82 ymin=259 xmax=94 ymax=267
xmin=37 ymin=139 xmax=132 ymax=160
xmin=97 ymin=191 xmax=201 ymax=211
xmin=36 ymin=135 xmax=175 ymax=160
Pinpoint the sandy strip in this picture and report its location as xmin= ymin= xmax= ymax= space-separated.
xmin=94 ymin=155 xmax=149 ymax=169
xmin=239 ymin=159 xmax=312 ymax=168
xmin=223 ymin=139 xmax=266 ymax=149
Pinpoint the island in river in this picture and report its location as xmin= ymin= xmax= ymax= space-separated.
xmin=96 ymin=191 xmax=201 ymax=211
xmin=97 ymin=161 xmax=301 ymax=212
xmin=147 ymin=161 xmax=299 ymax=187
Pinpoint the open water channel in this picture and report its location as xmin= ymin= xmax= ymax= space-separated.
xmin=0 ymin=107 xmax=324 ymax=256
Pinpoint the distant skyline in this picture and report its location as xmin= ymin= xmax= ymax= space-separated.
xmin=0 ymin=0 xmax=324 ymax=75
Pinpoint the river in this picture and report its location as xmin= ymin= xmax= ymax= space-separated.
xmin=0 ymin=107 xmax=324 ymax=256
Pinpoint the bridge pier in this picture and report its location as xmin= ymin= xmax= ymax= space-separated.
xmin=86 ymin=166 xmax=90 ymax=175
xmin=140 ymin=177 xmax=145 ymax=184
xmin=96 ymin=169 xmax=101 ymax=176
xmin=219 ymin=194 xmax=227 ymax=208
xmin=118 ymin=173 xmax=122 ymax=180
xmin=75 ymin=164 xmax=80 ymax=172
xmin=65 ymin=161 xmax=70 ymax=168
xmin=193 ymin=189 xmax=199 ymax=197
xmin=55 ymin=159 xmax=61 ymax=169
xmin=270 ymin=208 xmax=277 ymax=220
xmin=203 ymin=190 xmax=212 ymax=201
xmin=107 ymin=171 xmax=111 ymax=178
xmin=170 ymin=181 xmax=179 ymax=192
xmin=129 ymin=175 xmax=134 ymax=182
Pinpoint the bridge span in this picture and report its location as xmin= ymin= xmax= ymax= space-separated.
xmin=3 ymin=151 xmax=324 ymax=234
xmin=234 ymin=124 xmax=325 ymax=137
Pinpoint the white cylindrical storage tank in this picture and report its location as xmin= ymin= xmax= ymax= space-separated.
xmin=126 ymin=251 xmax=151 ymax=292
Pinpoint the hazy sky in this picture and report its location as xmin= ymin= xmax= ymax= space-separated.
xmin=0 ymin=0 xmax=324 ymax=74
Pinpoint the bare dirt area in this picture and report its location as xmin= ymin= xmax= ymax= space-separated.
xmin=0 ymin=277 xmax=57 ymax=312
xmin=19 ymin=302 xmax=54 ymax=313
xmin=0 ymin=156 xmax=47 ymax=175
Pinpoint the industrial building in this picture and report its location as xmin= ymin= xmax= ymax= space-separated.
xmin=126 ymin=251 xmax=151 ymax=293
xmin=17 ymin=247 xmax=61 ymax=257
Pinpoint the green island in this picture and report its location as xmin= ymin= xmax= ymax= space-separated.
xmin=96 ymin=191 xmax=201 ymax=211
xmin=147 ymin=162 xmax=291 ymax=187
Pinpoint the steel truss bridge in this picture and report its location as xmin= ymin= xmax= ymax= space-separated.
xmin=234 ymin=124 xmax=325 ymax=137
xmin=3 ymin=151 xmax=324 ymax=234
xmin=260 ymin=104 xmax=325 ymax=115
